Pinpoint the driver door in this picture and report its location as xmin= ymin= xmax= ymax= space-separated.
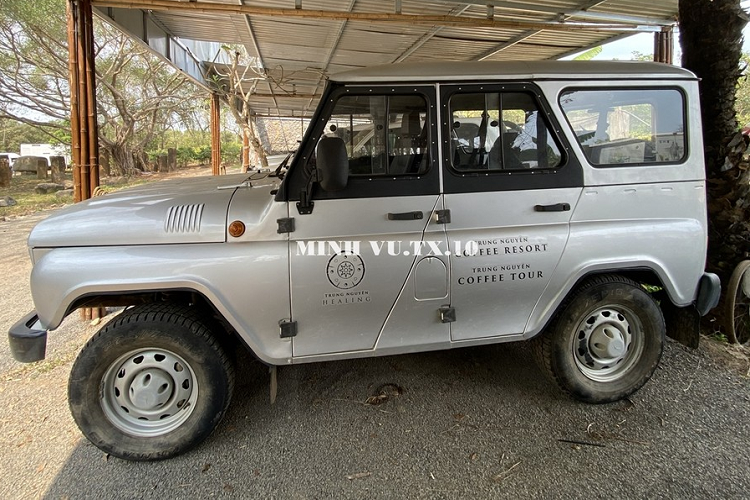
xmin=289 ymin=86 xmax=448 ymax=358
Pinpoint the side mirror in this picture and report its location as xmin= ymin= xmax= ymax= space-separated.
xmin=316 ymin=136 xmax=348 ymax=192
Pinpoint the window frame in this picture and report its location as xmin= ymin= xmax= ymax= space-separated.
xmin=324 ymin=92 xmax=431 ymax=178
xmin=445 ymin=89 xmax=564 ymax=174
xmin=281 ymin=83 xmax=441 ymax=202
xmin=440 ymin=83 xmax=582 ymax=194
xmin=558 ymin=86 xmax=689 ymax=169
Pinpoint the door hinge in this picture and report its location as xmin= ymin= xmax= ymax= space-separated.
xmin=438 ymin=306 xmax=456 ymax=323
xmin=279 ymin=320 xmax=297 ymax=338
xmin=277 ymin=217 xmax=295 ymax=234
xmin=296 ymin=170 xmax=318 ymax=215
xmin=435 ymin=209 xmax=451 ymax=224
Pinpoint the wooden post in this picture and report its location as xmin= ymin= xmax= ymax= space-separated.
xmin=66 ymin=0 xmax=82 ymax=201
xmin=0 ymin=158 xmax=10 ymax=188
xmin=68 ymin=0 xmax=100 ymax=201
xmin=211 ymin=94 xmax=221 ymax=175
xmin=654 ymin=28 xmax=674 ymax=64
xmin=50 ymin=156 xmax=66 ymax=183
xmin=82 ymin=0 xmax=100 ymax=192
xmin=167 ymin=147 xmax=177 ymax=172
xmin=158 ymin=154 xmax=168 ymax=173
xmin=68 ymin=0 xmax=105 ymax=320
xmin=36 ymin=159 xmax=48 ymax=180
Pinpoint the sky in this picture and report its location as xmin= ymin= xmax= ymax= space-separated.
xmin=575 ymin=17 xmax=750 ymax=62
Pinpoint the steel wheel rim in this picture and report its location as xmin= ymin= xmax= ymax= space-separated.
xmin=101 ymin=348 xmax=198 ymax=437
xmin=572 ymin=306 xmax=645 ymax=383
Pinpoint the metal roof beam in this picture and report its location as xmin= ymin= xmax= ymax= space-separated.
xmin=471 ymin=1 xmax=615 ymax=61
xmin=304 ymin=0 xmax=357 ymax=114
xmin=237 ymin=1 xmax=278 ymax=115
xmin=553 ymin=32 xmax=635 ymax=60
xmin=427 ymin=0 xmax=675 ymax=26
xmin=474 ymin=30 xmax=540 ymax=61
xmin=392 ymin=4 xmax=472 ymax=63
xmin=93 ymin=6 xmax=218 ymax=90
xmin=91 ymin=0 xmax=663 ymax=33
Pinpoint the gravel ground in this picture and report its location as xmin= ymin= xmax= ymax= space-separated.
xmin=0 ymin=211 xmax=749 ymax=499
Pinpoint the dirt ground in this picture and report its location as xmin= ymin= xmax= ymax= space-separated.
xmin=0 ymin=169 xmax=748 ymax=499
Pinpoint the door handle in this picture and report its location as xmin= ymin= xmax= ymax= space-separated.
xmin=388 ymin=211 xmax=424 ymax=220
xmin=534 ymin=203 xmax=571 ymax=212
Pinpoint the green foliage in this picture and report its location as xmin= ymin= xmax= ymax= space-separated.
xmin=573 ymin=46 xmax=603 ymax=61
xmin=220 ymin=141 xmax=242 ymax=163
xmin=0 ymin=120 xmax=55 ymax=151
xmin=736 ymin=53 xmax=750 ymax=127
xmin=0 ymin=0 xmax=207 ymax=175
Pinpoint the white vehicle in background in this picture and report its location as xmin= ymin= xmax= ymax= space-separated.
xmin=20 ymin=143 xmax=69 ymax=165
xmin=9 ymin=61 xmax=720 ymax=461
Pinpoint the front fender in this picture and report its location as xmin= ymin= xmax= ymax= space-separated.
xmin=30 ymin=243 xmax=292 ymax=363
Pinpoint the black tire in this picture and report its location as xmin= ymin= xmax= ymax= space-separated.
xmin=533 ymin=275 xmax=665 ymax=403
xmin=68 ymin=303 xmax=234 ymax=461
xmin=723 ymin=260 xmax=750 ymax=345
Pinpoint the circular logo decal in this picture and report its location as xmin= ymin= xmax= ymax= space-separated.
xmin=327 ymin=254 xmax=365 ymax=289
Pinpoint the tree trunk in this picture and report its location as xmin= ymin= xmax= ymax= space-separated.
xmin=680 ymin=0 xmax=749 ymax=286
xmin=109 ymin=144 xmax=137 ymax=176
xmin=100 ymin=148 xmax=111 ymax=177
xmin=245 ymin=119 xmax=269 ymax=169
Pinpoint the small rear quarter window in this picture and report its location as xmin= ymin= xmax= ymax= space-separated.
xmin=559 ymin=88 xmax=686 ymax=167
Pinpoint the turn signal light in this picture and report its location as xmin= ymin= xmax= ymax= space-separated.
xmin=228 ymin=220 xmax=245 ymax=238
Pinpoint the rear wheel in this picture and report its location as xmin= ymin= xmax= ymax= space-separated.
xmin=723 ymin=260 xmax=750 ymax=345
xmin=68 ymin=303 xmax=234 ymax=461
xmin=533 ymin=275 xmax=665 ymax=403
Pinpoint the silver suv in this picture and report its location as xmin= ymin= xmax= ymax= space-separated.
xmin=9 ymin=61 xmax=720 ymax=461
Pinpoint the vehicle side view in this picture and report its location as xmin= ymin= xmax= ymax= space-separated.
xmin=9 ymin=61 xmax=720 ymax=461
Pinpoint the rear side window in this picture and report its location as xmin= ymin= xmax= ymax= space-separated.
xmin=448 ymin=92 xmax=562 ymax=172
xmin=559 ymin=88 xmax=686 ymax=166
xmin=323 ymin=94 xmax=429 ymax=176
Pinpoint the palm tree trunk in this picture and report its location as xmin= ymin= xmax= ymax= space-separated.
xmin=680 ymin=0 xmax=748 ymax=286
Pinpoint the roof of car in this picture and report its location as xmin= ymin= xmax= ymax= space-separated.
xmin=330 ymin=61 xmax=696 ymax=83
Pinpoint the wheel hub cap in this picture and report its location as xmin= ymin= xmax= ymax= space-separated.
xmin=573 ymin=306 xmax=644 ymax=382
xmin=128 ymin=369 xmax=173 ymax=410
xmin=589 ymin=325 xmax=626 ymax=358
xmin=102 ymin=349 xmax=198 ymax=437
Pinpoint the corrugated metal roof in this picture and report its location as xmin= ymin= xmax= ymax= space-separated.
xmin=93 ymin=0 xmax=679 ymax=117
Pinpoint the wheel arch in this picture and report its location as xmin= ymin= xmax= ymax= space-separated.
xmin=525 ymin=266 xmax=677 ymax=340
xmin=49 ymin=284 xmax=268 ymax=361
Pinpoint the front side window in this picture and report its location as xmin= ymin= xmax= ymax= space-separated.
xmin=448 ymin=92 xmax=562 ymax=172
xmin=323 ymin=94 xmax=429 ymax=176
xmin=559 ymin=88 xmax=686 ymax=166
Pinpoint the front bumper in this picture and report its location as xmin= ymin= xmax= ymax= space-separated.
xmin=8 ymin=311 xmax=47 ymax=363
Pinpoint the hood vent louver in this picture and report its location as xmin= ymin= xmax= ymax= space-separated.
xmin=165 ymin=204 xmax=205 ymax=233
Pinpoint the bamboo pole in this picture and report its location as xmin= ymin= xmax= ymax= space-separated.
xmin=83 ymin=0 xmax=100 ymax=192
xmin=91 ymin=0 xmax=661 ymax=33
xmin=75 ymin=1 xmax=90 ymax=200
xmin=69 ymin=0 xmax=106 ymax=321
xmin=67 ymin=1 xmax=82 ymax=202
xmin=211 ymin=94 xmax=221 ymax=176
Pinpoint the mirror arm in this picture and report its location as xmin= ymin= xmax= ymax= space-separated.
xmin=296 ymin=168 xmax=317 ymax=215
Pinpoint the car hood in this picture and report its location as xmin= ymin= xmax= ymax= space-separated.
xmin=29 ymin=173 xmax=280 ymax=248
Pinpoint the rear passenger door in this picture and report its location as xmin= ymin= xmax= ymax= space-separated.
xmin=440 ymin=84 xmax=583 ymax=341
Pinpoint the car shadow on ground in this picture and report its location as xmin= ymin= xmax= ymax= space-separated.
xmin=43 ymin=341 xmax=750 ymax=499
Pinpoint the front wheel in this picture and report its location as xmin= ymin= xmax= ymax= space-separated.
xmin=68 ymin=303 xmax=234 ymax=461
xmin=533 ymin=275 xmax=665 ymax=403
